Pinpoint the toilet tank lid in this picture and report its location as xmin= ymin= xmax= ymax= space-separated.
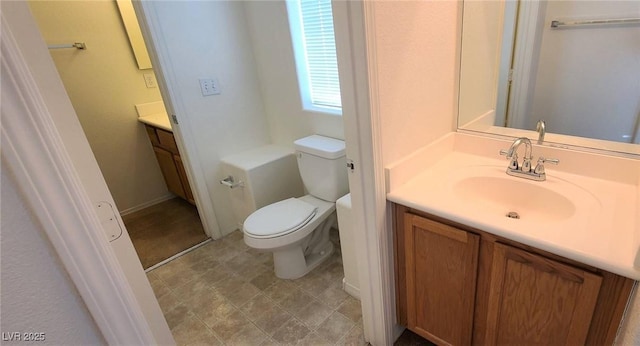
xmin=294 ymin=135 xmax=345 ymax=159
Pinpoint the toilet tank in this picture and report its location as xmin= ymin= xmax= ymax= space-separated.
xmin=294 ymin=135 xmax=349 ymax=202
xmin=221 ymin=145 xmax=304 ymax=229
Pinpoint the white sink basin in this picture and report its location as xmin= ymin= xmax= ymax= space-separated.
xmin=453 ymin=172 xmax=589 ymax=222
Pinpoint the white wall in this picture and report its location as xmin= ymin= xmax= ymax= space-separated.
xmin=243 ymin=1 xmax=345 ymax=146
xmin=527 ymin=1 xmax=640 ymax=143
xmin=373 ymin=1 xmax=460 ymax=165
xmin=1 ymin=169 xmax=106 ymax=346
xmin=147 ymin=1 xmax=272 ymax=235
xmin=28 ymin=1 xmax=170 ymax=213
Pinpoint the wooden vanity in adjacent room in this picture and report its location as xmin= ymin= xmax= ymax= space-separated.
xmin=393 ymin=204 xmax=634 ymax=345
xmin=143 ymin=124 xmax=194 ymax=205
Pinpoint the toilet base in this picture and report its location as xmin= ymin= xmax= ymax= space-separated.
xmin=274 ymin=241 xmax=334 ymax=279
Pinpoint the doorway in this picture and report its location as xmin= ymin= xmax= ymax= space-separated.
xmin=27 ymin=0 xmax=208 ymax=269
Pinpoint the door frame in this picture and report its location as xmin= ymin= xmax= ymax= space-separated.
xmin=506 ymin=0 xmax=545 ymax=129
xmin=132 ymin=1 xmax=222 ymax=240
xmin=1 ymin=3 xmax=170 ymax=344
xmin=333 ymin=1 xmax=400 ymax=344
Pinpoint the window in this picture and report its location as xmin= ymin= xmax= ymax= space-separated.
xmin=286 ymin=0 xmax=342 ymax=115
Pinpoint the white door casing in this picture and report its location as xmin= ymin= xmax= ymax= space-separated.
xmin=333 ymin=1 xmax=400 ymax=344
xmin=1 ymin=2 xmax=174 ymax=344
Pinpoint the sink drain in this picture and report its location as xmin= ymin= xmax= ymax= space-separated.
xmin=506 ymin=211 xmax=520 ymax=219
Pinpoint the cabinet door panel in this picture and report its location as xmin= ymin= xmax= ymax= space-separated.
xmin=153 ymin=147 xmax=186 ymax=199
xmin=485 ymin=243 xmax=602 ymax=345
xmin=404 ymin=214 xmax=479 ymax=346
xmin=174 ymin=154 xmax=195 ymax=204
xmin=144 ymin=125 xmax=160 ymax=146
xmin=156 ymin=129 xmax=179 ymax=154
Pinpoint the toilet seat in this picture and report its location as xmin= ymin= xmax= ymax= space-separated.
xmin=244 ymin=198 xmax=317 ymax=239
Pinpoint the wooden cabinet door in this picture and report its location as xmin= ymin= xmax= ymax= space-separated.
xmin=404 ymin=213 xmax=480 ymax=345
xmin=156 ymin=128 xmax=179 ymax=154
xmin=174 ymin=154 xmax=195 ymax=205
xmin=484 ymin=243 xmax=602 ymax=345
xmin=153 ymin=147 xmax=186 ymax=200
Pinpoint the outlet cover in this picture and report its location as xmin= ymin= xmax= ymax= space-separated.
xmin=199 ymin=78 xmax=221 ymax=96
xmin=143 ymin=73 xmax=157 ymax=88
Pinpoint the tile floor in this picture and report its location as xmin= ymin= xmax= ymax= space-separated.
xmin=147 ymin=229 xmax=366 ymax=345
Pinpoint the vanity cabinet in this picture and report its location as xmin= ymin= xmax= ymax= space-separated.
xmin=145 ymin=124 xmax=195 ymax=204
xmin=394 ymin=204 xmax=634 ymax=346
xmin=403 ymin=213 xmax=479 ymax=345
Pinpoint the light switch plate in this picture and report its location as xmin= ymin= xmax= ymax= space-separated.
xmin=199 ymin=78 xmax=221 ymax=96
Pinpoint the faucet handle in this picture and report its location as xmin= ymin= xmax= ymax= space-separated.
xmin=499 ymin=149 xmax=519 ymax=170
xmin=534 ymin=157 xmax=559 ymax=174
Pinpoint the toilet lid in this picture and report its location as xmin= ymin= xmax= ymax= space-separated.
xmin=244 ymin=198 xmax=317 ymax=238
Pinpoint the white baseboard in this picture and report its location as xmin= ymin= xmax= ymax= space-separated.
xmin=342 ymin=277 xmax=361 ymax=300
xmin=119 ymin=193 xmax=175 ymax=216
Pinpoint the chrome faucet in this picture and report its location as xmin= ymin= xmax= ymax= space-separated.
xmin=536 ymin=120 xmax=546 ymax=144
xmin=499 ymin=137 xmax=558 ymax=181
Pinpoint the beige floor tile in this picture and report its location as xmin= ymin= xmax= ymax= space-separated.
xmin=294 ymin=300 xmax=333 ymax=330
xmin=171 ymin=315 xmax=221 ymax=346
xmin=315 ymin=311 xmax=355 ymax=343
xmin=199 ymin=266 xmax=234 ymax=287
xmin=294 ymin=272 xmax=332 ymax=297
xmin=213 ymin=245 xmax=243 ymax=263
xmin=162 ymin=268 xmax=199 ymax=290
xmin=157 ymin=291 xmax=181 ymax=314
xmin=253 ymin=306 xmax=293 ymax=336
xmin=226 ymin=323 xmax=269 ymax=345
xmin=212 ymin=275 xmax=245 ymax=292
xmin=224 ymin=251 xmax=255 ymax=272
xmin=271 ymin=318 xmax=311 ymax=345
xmin=188 ymin=254 xmax=220 ymax=273
xmin=193 ymin=295 xmax=237 ymax=328
xmin=318 ymin=284 xmax=349 ymax=309
xmin=250 ymin=270 xmax=278 ymax=290
xmin=171 ymin=273 xmax=215 ymax=298
xmin=239 ymin=294 xmax=276 ymax=320
xmin=299 ymin=332 xmax=333 ymax=345
xmin=208 ymin=309 xmax=252 ymax=342
xmin=338 ymin=325 xmax=367 ymax=346
xmin=236 ymin=263 xmax=271 ymax=282
xmin=165 ymin=303 xmax=193 ymax=330
xmin=147 ymin=273 xmax=172 ymax=299
xmin=337 ymin=296 xmax=363 ymax=322
xmin=223 ymin=229 xmax=244 ymax=243
xmin=152 ymin=230 xmax=351 ymax=346
xmin=263 ymin=280 xmax=298 ymax=304
xmin=258 ymin=338 xmax=281 ymax=346
xmin=319 ymin=261 xmax=346 ymax=285
xmin=217 ymin=281 xmax=261 ymax=307
xmin=278 ymin=290 xmax=315 ymax=315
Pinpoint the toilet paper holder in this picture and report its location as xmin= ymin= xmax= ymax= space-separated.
xmin=220 ymin=175 xmax=244 ymax=189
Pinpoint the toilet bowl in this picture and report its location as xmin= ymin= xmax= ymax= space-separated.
xmin=242 ymin=135 xmax=349 ymax=279
xmin=244 ymin=195 xmax=336 ymax=279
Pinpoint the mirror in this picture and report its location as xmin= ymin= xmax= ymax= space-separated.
xmin=458 ymin=0 xmax=640 ymax=156
xmin=116 ymin=0 xmax=152 ymax=69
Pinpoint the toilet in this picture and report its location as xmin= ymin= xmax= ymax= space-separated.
xmin=243 ymin=135 xmax=349 ymax=279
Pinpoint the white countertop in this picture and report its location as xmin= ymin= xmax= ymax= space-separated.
xmin=386 ymin=132 xmax=640 ymax=280
xmin=138 ymin=112 xmax=172 ymax=132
